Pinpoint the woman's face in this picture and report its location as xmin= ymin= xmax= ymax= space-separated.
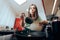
xmin=21 ymin=13 xmax=25 ymax=16
xmin=30 ymin=5 xmax=36 ymax=14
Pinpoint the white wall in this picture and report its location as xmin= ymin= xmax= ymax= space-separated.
xmin=0 ymin=0 xmax=16 ymax=28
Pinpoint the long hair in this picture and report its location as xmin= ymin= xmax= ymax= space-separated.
xmin=28 ymin=4 xmax=39 ymax=20
xmin=20 ymin=13 xmax=25 ymax=27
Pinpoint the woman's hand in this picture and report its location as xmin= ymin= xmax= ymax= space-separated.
xmin=39 ymin=20 xmax=48 ymax=25
xmin=22 ymin=27 xmax=25 ymax=30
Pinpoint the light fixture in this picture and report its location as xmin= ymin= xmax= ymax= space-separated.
xmin=14 ymin=0 xmax=27 ymax=5
xmin=51 ymin=0 xmax=57 ymax=14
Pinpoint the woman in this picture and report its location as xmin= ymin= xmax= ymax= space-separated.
xmin=26 ymin=4 xmax=48 ymax=31
xmin=14 ymin=13 xmax=25 ymax=31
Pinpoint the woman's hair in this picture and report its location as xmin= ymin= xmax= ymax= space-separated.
xmin=20 ymin=13 xmax=25 ymax=27
xmin=28 ymin=4 xmax=39 ymax=20
xmin=20 ymin=13 xmax=25 ymax=19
